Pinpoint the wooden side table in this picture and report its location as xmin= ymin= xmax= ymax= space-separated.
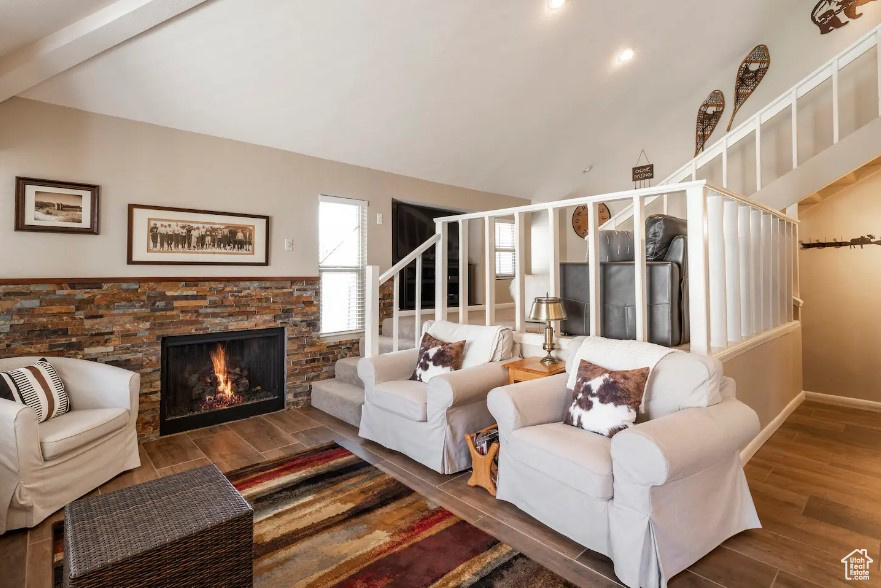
xmin=504 ymin=356 xmax=567 ymax=385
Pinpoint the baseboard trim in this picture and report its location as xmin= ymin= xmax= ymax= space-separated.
xmin=740 ymin=390 xmax=805 ymax=464
xmin=804 ymin=391 xmax=881 ymax=412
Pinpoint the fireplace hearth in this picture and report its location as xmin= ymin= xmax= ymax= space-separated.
xmin=160 ymin=327 xmax=285 ymax=435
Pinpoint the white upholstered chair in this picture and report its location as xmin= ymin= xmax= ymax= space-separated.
xmin=487 ymin=338 xmax=760 ymax=588
xmin=0 ymin=357 xmax=140 ymax=534
xmin=358 ymin=320 xmax=515 ymax=474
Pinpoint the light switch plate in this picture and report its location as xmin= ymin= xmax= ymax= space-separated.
xmin=376 ymin=213 xmax=383 ymax=225
xmin=284 ymin=238 xmax=293 ymax=251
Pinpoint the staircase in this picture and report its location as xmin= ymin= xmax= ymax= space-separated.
xmin=602 ymin=23 xmax=881 ymax=228
xmin=311 ymin=317 xmax=417 ymax=427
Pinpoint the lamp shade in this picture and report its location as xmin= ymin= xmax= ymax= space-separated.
xmin=528 ymin=296 xmax=567 ymax=322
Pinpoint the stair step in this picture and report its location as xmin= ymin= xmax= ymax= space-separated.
xmin=359 ymin=334 xmax=417 ymax=355
xmin=311 ymin=379 xmax=364 ymax=427
xmin=334 ymin=356 xmax=362 ymax=387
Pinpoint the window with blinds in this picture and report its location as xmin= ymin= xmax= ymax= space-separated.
xmin=319 ymin=195 xmax=367 ymax=335
xmin=495 ymin=220 xmax=516 ymax=279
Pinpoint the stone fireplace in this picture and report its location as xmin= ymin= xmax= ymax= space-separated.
xmin=160 ymin=327 xmax=286 ymax=435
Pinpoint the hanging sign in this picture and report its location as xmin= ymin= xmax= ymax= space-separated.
xmin=632 ymin=150 xmax=654 ymax=188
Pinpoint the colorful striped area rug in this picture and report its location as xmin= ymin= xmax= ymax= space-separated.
xmin=53 ymin=442 xmax=574 ymax=587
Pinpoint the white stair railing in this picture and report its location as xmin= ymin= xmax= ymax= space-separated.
xmin=603 ymin=23 xmax=881 ymax=230
xmin=366 ymin=181 xmax=797 ymax=359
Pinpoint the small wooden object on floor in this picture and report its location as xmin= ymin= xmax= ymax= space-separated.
xmin=465 ymin=425 xmax=500 ymax=497
xmin=504 ymin=356 xmax=567 ymax=385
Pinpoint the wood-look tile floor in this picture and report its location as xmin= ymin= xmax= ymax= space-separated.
xmin=3 ymin=399 xmax=880 ymax=588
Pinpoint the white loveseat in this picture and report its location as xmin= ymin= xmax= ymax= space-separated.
xmin=358 ymin=320 xmax=515 ymax=474
xmin=0 ymin=357 xmax=140 ymax=533
xmin=487 ymin=338 xmax=760 ymax=588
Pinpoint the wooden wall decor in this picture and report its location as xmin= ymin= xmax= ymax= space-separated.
xmin=632 ymin=149 xmax=654 ymax=189
xmin=571 ymin=203 xmax=612 ymax=238
xmin=695 ymin=90 xmax=725 ymax=156
xmin=801 ymin=234 xmax=881 ymax=249
xmin=726 ymin=45 xmax=771 ymax=131
xmin=811 ymin=0 xmax=877 ymax=35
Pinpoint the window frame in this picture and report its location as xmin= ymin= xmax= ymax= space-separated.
xmin=494 ymin=219 xmax=516 ymax=280
xmin=318 ymin=195 xmax=368 ymax=336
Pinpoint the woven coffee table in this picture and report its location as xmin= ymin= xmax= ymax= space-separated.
xmin=63 ymin=464 xmax=253 ymax=588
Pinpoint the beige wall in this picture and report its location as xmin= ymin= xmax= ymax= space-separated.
xmin=0 ymin=98 xmax=527 ymax=279
xmin=722 ymin=326 xmax=804 ymax=428
xmin=800 ymin=169 xmax=881 ymax=401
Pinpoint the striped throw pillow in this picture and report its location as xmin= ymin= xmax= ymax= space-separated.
xmin=0 ymin=358 xmax=70 ymax=422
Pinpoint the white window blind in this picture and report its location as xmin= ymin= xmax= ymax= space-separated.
xmin=495 ymin=220 xmax=515 ymax=279
xmin=319 ymin=196 xmax=367 ymax=335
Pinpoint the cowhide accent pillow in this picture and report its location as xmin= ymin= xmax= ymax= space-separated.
xmin=564 ymin=360 xmax=650 ymax=437
xmin=411 ymin=332 xmax=466 ymax=383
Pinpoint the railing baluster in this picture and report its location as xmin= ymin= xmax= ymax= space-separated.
xmin=587 ymin=202 xmax=601 ymax=337
xmin=707 ymin=194 xmax=728 ymax=349
xmin=772 ymin=217 xmax=782 ymax=328
xmin=548 ymin=208 xmax=561 ymax=296
xmin=785 ymin=222 xmax=794 ymax=323
xmin=722 ymin=140 xmax=729 ymax=189
xmin=877 ymin=28 xmax=881 ymax=117
xmin=514 ymin=212 xmax=526 ymax=333
xmin=458 ymin=219 xmax=468 ymax=325
xmin=791 ymin=89 xmax=799 ymax=170
xmin=723 ymin=199 xmax=742 ymax=343
xmin=832 ymin=59 xmax=840 ymax=144
xmin=392 ymin=273 xmax=400 ymax=352
xmin=365 ymin=265 xmax=380 ymax=358
xmin=414 ymin=254 xmax=422 ymax=347
xmin=737 ymin=204 xmax=753 ymax=338
xmin=762 ymin=213 xmax=775 ymax=331
xmin=686 ymin=186 xmax=710 ymax=355
xmin=755 ymin=119 xmax=762 ymax=192
xmin=435 ymin=222 xmax=448 ymax=321
xmin=750 ymin=210 xmax=763 ymax=334
xmin=632 ymin=196 xmax=648 ymax=342
xmin=484 ymin=216 xmax=496 ymax=326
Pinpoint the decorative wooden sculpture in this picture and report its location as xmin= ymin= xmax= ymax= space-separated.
xmin=571 ymin=203 xmax=611 ymax=238
xmin=695 ymin=90 xmax=725 ymax=156
xmin=726 ymin=45 xmax=771 ymax=131
xmin=811 ymin=0 xmax=878 ymax=35
xmin=801 ymin=234 xmax=881 ymax=249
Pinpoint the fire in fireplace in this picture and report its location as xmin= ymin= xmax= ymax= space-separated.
xmin=160 ymin=327 xmax=285 ymax=435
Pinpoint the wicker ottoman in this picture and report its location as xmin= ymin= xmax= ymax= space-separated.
xmin=63 ymin=464 xmax=253 ymax=588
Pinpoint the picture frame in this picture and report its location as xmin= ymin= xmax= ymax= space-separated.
xmin=127 ymin=204 xmax=270 ymax=266
xmin=15 ymin=177 xmax=100 ymax=235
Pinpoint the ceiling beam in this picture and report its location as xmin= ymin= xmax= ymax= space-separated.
xmin=0 ymin=0 xmax=210 ymax=103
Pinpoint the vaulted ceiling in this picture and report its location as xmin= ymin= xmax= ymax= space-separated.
xmin=5 ymin=0 xmax=804 ymax=200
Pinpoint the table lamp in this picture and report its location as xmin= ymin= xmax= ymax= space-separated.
xmin=528 ymin=296 xmax=567 ymax=366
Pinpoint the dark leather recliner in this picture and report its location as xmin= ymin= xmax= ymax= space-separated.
xmin=560 ymin=214 xmax=689 ymax=347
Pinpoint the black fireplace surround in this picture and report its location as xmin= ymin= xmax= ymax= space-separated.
xmin=160 ymin=327 xmax=286 ymax=435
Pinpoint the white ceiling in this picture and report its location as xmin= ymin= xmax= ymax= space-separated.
xmin=0 ymin=0 xmax=116 ymax=56
xmin=15 ymin=0 xmax=801 ymax=200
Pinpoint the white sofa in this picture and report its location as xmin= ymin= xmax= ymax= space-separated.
xmin=0 ymin=357 xmax=140 ymax=534
xmin=487 ymin=339 xmax=760 ymax=588
xmin=358 ymin=320 xmax=515 ymax=474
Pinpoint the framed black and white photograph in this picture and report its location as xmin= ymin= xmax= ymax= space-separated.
xmin=127 ymin=204 xmax=270 ymax=266
xmin=15 ymin=177 xmax=100 ymax=235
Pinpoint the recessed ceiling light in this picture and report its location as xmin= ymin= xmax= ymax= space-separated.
xmin=582 ymin=165 xmax=593 ymax=174
xmin=547 ymin=0 xmax=567 ymax=10
xmin=617 ymin=48 xmax=635 ymax=63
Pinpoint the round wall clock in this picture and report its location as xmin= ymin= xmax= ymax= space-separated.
xmin=571 ymin=203 xmax=611 ymax=238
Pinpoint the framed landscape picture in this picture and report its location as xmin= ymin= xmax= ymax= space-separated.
xmin=15 ymin=177 xmax=100 ymax=234
xmin=127 ymin=204 xmax=270 ymax=266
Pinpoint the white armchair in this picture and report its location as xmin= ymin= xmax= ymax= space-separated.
xmin=0 ymin=357 xmax=141 ymax=534
xmin=487 ymin=342 xmax=760 ymax=588
xmin=357 ymin=321 xmax=515 ymax=474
